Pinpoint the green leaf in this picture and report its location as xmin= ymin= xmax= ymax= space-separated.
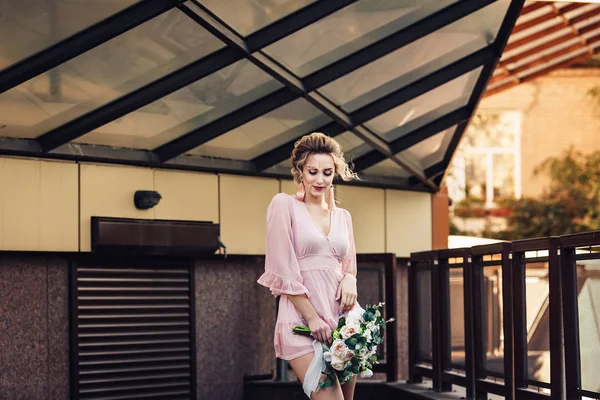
xmin=337 ymin=317 xmax=346 ymax=330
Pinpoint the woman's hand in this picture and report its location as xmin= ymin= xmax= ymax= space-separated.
xmin=336 ymin=274 xmax=358 ymax=314
xmin=307 ymin=316 xmax=332 ymax=344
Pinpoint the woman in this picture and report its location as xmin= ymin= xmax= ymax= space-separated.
xmin=258 ymin=132 xmax=360 ymax=400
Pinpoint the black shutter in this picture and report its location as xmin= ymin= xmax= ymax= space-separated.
xmin=69 ymin=259 xmax=196 ymax=400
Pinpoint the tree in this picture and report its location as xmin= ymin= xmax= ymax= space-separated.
xmin=494 ymin=147 xmax=600 ymax=240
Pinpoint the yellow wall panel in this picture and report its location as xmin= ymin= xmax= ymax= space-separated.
xmin=0 ymin=158 xmax=78 ymax=251
xmin=80 ymin=164 xmax=154 ymax=251
xmin=39 ymin=161 xmax=78 ymax=251
xmin=336 ymin=185 xmax=385 ymax=253
xmin=280 ymin=179 xmax=297 ymax=195
xmin=154 ymin=170 xmax=219 ymax=223
xmin=220 ymin=175 xmax=279 ymax=254
xmin=386 ymin=189 xmax=432 ymax=257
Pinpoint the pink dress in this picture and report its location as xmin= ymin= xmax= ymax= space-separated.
xmin=257 ymin=193 xmax=358 ymax=361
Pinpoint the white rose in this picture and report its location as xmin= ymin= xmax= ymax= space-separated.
xmin=360 ymin=369 xmax=373 ymax=378
xmin=347 ymin=307 xmax=364 ymax=323
xmin=363 ymin=329 xmax=372 ymax=341
xmin=340 ymin=322 xmax=361 ymax=339
xmin=329 ymin=353 xmax=347 ymax=371
xmin=331 ymin=339 xmax=348 ymax=357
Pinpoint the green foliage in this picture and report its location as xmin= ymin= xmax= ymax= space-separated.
xmin=496 ymin=147 xmax=600 ymax=240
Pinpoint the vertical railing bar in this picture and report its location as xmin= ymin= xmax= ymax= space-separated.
xmin=560 ymin=245 xmax=581 ymax=400
xmin=472 ymin=253 xmax=488 ymax=399
xmin=548 ymin=237 xmax=564 ymax=400
xmin=464 ymin=249 xmax=479 ymax=399
xmin=432 ymin=252 xmax=443 ymax=390
xmin=502 ymin=242 xmax=516 ymax=400
xmin=513 ymin=250 xmax=528 ymax=392
xmin=440 ymin=256 xmax=452 ymax=391
xmin=408 ymin=256 xmax=423 ymax=383
xmin=385 ymin=254 xmax=399 ymax=382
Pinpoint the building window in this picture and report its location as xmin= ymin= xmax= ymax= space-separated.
xmin=447 ymin=111 xmax=521 ymax=209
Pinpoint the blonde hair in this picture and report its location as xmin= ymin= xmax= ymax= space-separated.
xmin=290 ymin=132 xmax=359 ymax=184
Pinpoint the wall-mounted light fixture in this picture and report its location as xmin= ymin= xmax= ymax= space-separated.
xmin=134 ymin=190 xmax=161 ymax=210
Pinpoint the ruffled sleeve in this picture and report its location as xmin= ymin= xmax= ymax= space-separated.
xmin=341 ymin=209 xmax=357 ymax=279
xmin=257 ymin=193 xmax=310 ymax=298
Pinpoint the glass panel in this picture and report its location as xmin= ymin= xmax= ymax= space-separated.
xmin=400 ymin=125 xmax=457 ymax=170
xmin=319 ymin=0 xmax=510 ymax=111
xmin=362 ymin=158 xmax=411 ymax=179
xmin=0 ymin=0 xmax=140 ymax=71
xmin=364 ymin=67 xmax=481 ymax=140
xmin=188 ymin=98 xmax=331 ymax=160
xmin=0 ymin=8 xmax=223 ymax=140
xmin=200 ymin=0 xmax=315 ymax=36
xmin=449 ymin=268 xmax=465 ymax=368
xmin=524 ymin=263 xmax=550 ymax=385
xmin=264 ymin=0 xmax=462 ymax=77
xmin=335 ymin=131 xmax=371 ymax=166
xmin=577 ymin=259 xmax=600 ymax=393
xmin=75 ymin=59 xmax=283 ymax=149
xmin=417 ymin=268 xmax=433 ymax=361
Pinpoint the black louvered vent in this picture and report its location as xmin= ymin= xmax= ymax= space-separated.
xmin=70 ymin=262 xmax=196 ymax=400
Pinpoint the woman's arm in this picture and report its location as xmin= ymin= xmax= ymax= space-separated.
xmin=286 ymin=294 xmax=332 ymax=344
xmin=338 ymin=209 xmax=358 ymax=313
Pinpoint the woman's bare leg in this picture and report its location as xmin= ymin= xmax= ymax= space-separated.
xmin=289 ymin=353 xmax=344 ymax=400
xmin=341 ymin=377 xmax=357 ymax=400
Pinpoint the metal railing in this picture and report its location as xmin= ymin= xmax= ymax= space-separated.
xmin=409 ymin=231 xmax=600 ymax=400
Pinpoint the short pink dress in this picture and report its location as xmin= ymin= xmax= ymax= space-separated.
xmin=257 ymin=193 xmax=358 ymax=361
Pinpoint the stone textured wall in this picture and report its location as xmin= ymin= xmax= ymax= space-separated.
xmin=0 ymin=254 xmax=69 ymax=400
xmin=0 ymin=253 xmax=408 ymax=400
xmin=194 ymin=256 xmax=275 ymax=400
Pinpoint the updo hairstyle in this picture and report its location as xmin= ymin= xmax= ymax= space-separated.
xmin=290 ymin=132 xmax=359 ymax=184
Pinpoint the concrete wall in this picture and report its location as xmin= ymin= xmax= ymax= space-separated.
xmin=479 ymin=68 xmax=600 ymax=198
xmin=0 ymin=157 xmax=434 ymax=256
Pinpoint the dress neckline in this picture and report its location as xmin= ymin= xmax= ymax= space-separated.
xmin=298 ymin=199 xmax=334 ymax=239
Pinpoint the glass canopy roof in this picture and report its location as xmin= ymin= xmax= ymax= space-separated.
xmin=0 ymin=0 xmax=525 ymax=192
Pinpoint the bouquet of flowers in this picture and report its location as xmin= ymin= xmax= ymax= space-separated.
xmin=292 ymin=302 xmax=394 ymax=390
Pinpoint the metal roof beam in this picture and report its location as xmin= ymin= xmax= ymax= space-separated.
xmin=157 ymin=1 xmax=392 ymax=162
xmin=303 ymin=0 xmax=496 ymax=91
xmin=351 ymin=106 xmax=471 ymax=173
xmin=0 ymin=0 xmax=181 ymax=95
xmin=486 ymin=47 xmax=600 ymax=97
xmin=492 ymin=32 xmax=600 ymax=84
xmin=34 ymin=0 xmax=357 ymax=153
xmin=512 ymin=3 xmax=585 ymax=34
xmin=504 ymin=6 xmax=600 ymax=53
xmin=252 ymin=122 xmax=345 ymax=171
xmin=252 ymin=45 xmax=494 ymax=172
xmin=500 ymin=21 xmax=600 ymax=67
xmin=37 ymin=47 xmax=244 ymax=152
xmin=153 ymin=88 xmax=296 ymax=161
xmin=244 ymin=0 xmax=359 ymax=52
xmin=427 ymin=0 xmax=526 ymax=187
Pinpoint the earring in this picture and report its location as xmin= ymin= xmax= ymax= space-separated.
xmin=295 ymin=181 xmax=306 ymax=201
xmin=328 ymin=185 xmax=336 ymax=211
